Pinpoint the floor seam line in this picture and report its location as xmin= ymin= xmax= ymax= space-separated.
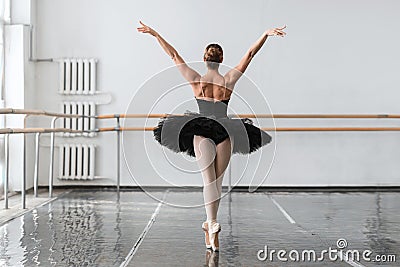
xmin=268 ymin=195 xmax=367 ymax=267
xmin=119 ymin=190 xmax=169 ymax=267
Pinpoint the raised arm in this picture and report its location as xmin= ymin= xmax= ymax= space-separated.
xmin=137 ymin=21 xmax=200 ymax=84
xmin=225 ymin=25 xmax=286 ymax=87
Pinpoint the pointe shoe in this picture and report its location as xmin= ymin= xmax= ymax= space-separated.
xmin=202 ymin=221 xmax=212 ymax=249
xmin=207 ymin=221 xmax=221 ymax=252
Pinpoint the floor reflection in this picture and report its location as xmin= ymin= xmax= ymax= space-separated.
xmin=204 ymin=249 xmax=219 ymax=267
xmin=364 ymin=193 xmax=399 ymax=256
xmin=0 ymin=190 xmax=399 ymax=266
xmin=223 ymin=191 xmax=240 ymax=266
xmin=0 ymin=191 xmax=158 ymax=266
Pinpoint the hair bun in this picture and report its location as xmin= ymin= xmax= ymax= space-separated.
xmin=208 ymin=47 xmax=217 ymax=54
xmin=204 ymin=44 xmax=223 ymax=63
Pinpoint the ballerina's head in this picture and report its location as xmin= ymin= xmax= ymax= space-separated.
xmin=204 ymin=43 xmax=223 ymax=70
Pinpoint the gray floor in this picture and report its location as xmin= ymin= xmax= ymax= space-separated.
xmin=0 ymin=190 xmax=399 ymax=266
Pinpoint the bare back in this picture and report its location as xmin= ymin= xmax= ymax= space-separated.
xmin=193 ymin=71 xmax=233 ymax=101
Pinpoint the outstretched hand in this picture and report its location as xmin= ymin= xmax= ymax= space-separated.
xmin=137 ymin=20 xmax=158 ymax=36
xmin=266 ymin=25 xmax=287 ymax=37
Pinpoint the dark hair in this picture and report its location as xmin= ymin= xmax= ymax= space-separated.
xmin=204 ymin=43 xmax=223 ymax=69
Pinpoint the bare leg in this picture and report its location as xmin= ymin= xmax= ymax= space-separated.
xmin=214 ymin=137 xmax=232 ymax=211
xmin=193 ymin=135 xmax=219 ymax=221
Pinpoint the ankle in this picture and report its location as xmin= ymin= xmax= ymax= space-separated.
xmin=207 ymin=219 xmax=217 ymax=225
xmin=207 ymin=220 xmax=221 ymax=234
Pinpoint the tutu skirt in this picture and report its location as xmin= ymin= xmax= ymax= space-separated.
xmin=153 ymin=111 xmax=272 ymax=157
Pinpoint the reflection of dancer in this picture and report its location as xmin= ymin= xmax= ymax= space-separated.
xmin=205 ymin=249 xmax=219 ymax=267
xmin=138 ymin=21 xmax=286 ymax=251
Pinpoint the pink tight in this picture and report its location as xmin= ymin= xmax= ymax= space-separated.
xmin=193 ymin=135 xmax=232 ymax=221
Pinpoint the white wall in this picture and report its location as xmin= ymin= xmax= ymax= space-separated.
xmin=2 ymin=0 xmax=37 ymax=192
xmin=4 ymin=25 xmax=36 ymax=191
xmin=27 ymin=0 xmax=400 ymax=187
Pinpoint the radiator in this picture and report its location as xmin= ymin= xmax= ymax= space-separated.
xmin=62 ymin=101 xmax=96 ymax=137
xmin=58 ymin=58 xmax=97 ymax=95
xmin=58 ymin=144 xmax=95 ymax=180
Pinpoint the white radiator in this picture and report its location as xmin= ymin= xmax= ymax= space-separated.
xmin=58 ymin=144 xmax=95 ymax=180
xmin=58 ymin=58 xmax=97 ymax=95
xmin=62 ymin=101 xmax=96 ymax=137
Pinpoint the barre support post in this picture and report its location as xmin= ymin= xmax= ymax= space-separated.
xmin=116 ymin=116 xmax=121 ymax=193
xmin=34 ymin=132 xmax=40 ymax=197
xmin=22 ymin=115 xmax=30 ymax=209
xmin=4 ymin=134 xmax=9 ymax=209
xmin=48 ymin=117 xmax=59 ymax=198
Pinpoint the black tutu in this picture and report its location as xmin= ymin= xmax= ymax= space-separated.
xmin=153 ymin=98 xmax=272 ymax=157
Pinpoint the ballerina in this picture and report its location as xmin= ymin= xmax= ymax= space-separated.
xmin=137 ymin=21 xmax=286 ymax=251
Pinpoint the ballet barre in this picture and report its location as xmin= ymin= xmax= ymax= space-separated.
xmin=93 ymin=112 xmax=400 ymax=194
xmin=95 ymin=126 xmax=400 ymax=132
xmin=1 ymin=127 xmax=83 ymax=209
xmin=3 ymin=108 xmax=400 ymax=211
xmin=1 ymin=108 xmax=85 ymax=209
xmin=96 ymin=113 xmax=400 ymax=119
xmin=0 ymin=108 xmax=83 ymax=118
xmin=95 ymin=112 xmax=400 ymax=132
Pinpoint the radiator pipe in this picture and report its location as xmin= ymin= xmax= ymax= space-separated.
xmin=5 ymin=24 xmax=53 ymax=62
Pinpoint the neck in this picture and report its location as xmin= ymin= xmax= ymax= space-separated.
xmin=206 ymin=68 xmax=220 ymax=74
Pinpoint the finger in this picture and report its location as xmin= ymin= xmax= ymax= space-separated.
xmin=139 ymin=20 xmax=145 ymax=26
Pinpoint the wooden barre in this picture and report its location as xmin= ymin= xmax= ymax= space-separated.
xmin=96 ymin=114 xmax=184 ymax=119
xmin=0 ymin=128 xmax=83 ymax=134
xmin=96 ymin=113 xmax=400 ymax=119
xmin=0 ymin=108 xmax=84 ymax=118
xmin=3 ymin=108 xmax=400 ymax=119
xmin=96 ymin=127 xmax=400 ymax=132
xmin=3 ymin=126 xmax=400 ymax=133
xmin=267 ymin=127 xmax=400 ymax=131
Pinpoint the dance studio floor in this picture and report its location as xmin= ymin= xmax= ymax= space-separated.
xmin=0 ymin=189 xmax=399 ymax=266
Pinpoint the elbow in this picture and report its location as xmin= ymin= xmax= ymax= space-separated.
xmin=245 ymin=49 xmax=256 ymax=61
xmin=171 ymin=52 xmax=179 ymax=61
xmin=247 ymin=50 xmax=255 ymax=60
